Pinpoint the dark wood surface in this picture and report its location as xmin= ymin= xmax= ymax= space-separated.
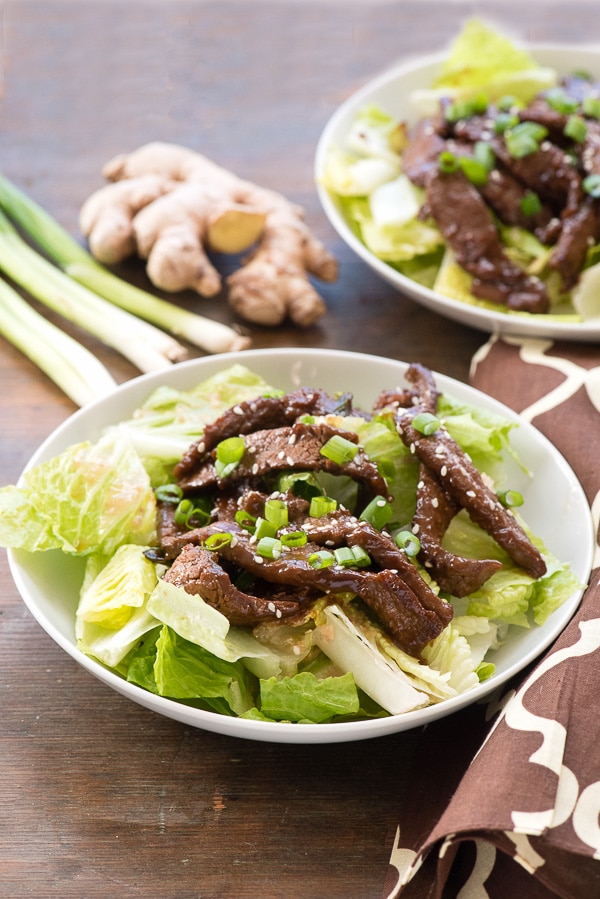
xmin=0 ymin=3 xmax=596 ymax=897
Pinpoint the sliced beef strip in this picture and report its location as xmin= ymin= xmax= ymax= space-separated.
xmin=393 ymin=364 xmax=547 ymax=580
xmin=163 ymin=543 xmax=304 ymax=625
xmin=581 ymin=120 xmax=600 ymax=176
xmin=175 ymin=387 xmax=359 ymax=479
xmin=295 ymin=509 xmax=453 ymax=624
xmin=402 ymin=118 xmax=447 ymax=188
xmin=413 ymin=464 xmax=503 ymax=597
xmin=183 ymin=521 xmax=449 ymax=656
xmin=478 ymin=167 xmax=561 ymax=244
xmin=548 ymin=199 xmax=600 ymax=290
xmin=176 ymin=421 xmax=390 ymax=499
xmin=425 ymin=168 xmax=549 ymax=312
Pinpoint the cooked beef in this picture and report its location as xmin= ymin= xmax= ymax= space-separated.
xmin=175 ymin=387 xmax=359 ymax=479
xmin=413 ymin=464 xmax=503 ymax=597
xmin=176 ymin=421 xmax=390 ymax=499
xmin=395 ymin=364 xmax=547 ymax=580
xmin=402 ymin=118 xmax=447 ymax=187
xmin=582 ymin=120 xmax=600 ymax=176
xmin=172 ymin=520 xmax=448 ymax=656
xmin=163 ymin=543 xmax=304 ymax=625
xmin=548 ymin=199 xmax=599 ymax=289
xmin=425 ymin=168 xmax=549 ymax=312
xmin=479 ymin=167 xmax=561 ymax=244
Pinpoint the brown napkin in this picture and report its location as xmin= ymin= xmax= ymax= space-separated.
xmin=383 ymin=336 xmax=600 ymax=899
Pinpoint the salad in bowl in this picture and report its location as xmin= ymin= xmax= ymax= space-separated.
xmin=0 ymin=349 xmax=590 ymax=743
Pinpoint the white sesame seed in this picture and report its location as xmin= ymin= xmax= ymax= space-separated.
xmin=277 ymin=450 xmax=285 ymax=460
xmin=233 ymin=405 xmax=244 ymax=415
xmin=466 ymin=490 xmax=476 ymax=497
xmin=288 ymin=434 xmax=297 ymax=445
xmin=431 ymin=497 xmax=439 ymax=508
xmin=440 ymin=465 xmax=448 ymax=477
xmin=268 ymin=601 xmax=276 ymax=612
xmin=252 ymin=463 xmax=259 ymax=475
xmin=253 ymin=555 xmax=264 ymax=564
xmin=286 ymin=456 xmax=295 ymax=466
xmin=412 ymin=523 xmax=420 ymax=534
xmin=410 ymin=443 xmax=416 ymax=454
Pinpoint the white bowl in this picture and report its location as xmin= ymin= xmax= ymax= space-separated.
xmin=8 ymin=348 xmax=594 ymax=743
xmin=315 ymin=45 xmax=600 ymax=342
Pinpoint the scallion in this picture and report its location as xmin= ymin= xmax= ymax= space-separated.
xmin=214 ymin=436 xmax=245 ymax=478
xmin=582 ymin=96 xmax=600 ymax=120
xmin=438 ymin=151 xmax=458 ymax=174
xmin=205 ymin=532 xmax=234 ymax=551
xmin=0 ymin=174 xmax=249 ymax=355
xmin=235 ymin=509 xmax=257 ymax=531
xmin=253 ymin=517 xmax=278 ymax=541
xmin=280 ymin=530 xmax=308 ymax=548
xmin=583 ymin=174 xmax=600 ymax=198
xmin=494 ymin=112 xmax=520 ymax=134
xmin=412 ymin=412 xmax=440 ymax=435
xmin=309 ymin=495 xmax=338 ymax=517
xmin=564 ymin=115 xmax=588 ymax=143
xmin=445 ymin=93 xmax=489 ymax=122
xmin=359 ymin=495 xmax=393 ymax=530
xmin=505 ymin=122 xmax=548 ymax=158
xmin=155 ymin=484 xmax=184 ymax=504
xmin=264 ymin=498 xmax=289 ymax=529
xmin=544 ymin=87 xmax=579 ymax=115
xmin=498 ymin=489 xmax=524 ymax=508
xmin=319 ymin=434 xmax=359 ymax=465
xmin=395 ymin=530 xmax=421 ymax=557
xmin=256 ymin=536 xmax=282 ymax=560
xmin=174 ymin=497 xmax=211 ymax=529
xmin=520 ymin=191 xmax=542 ymax=217
xmin=307 ymin=550 xmax=335 ymax=569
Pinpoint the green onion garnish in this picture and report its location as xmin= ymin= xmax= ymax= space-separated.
xmin=497 ymin=95 xmax=521 ymax=112
xmin=174 ymin=498 xmax=211 ymax=529
xmin=520 ymin=191 xmax=542 ymax=217
xmin=412 ymin=411 xmax=440 ymax=435
xmin=582 ymin=96 xmax=600 ymax=120
xmin=215 ymin=435 xmax=245 ymax=478
xmin=584 ymin=174 xmax=600 ymax=198
xmin=253 ymin=517 xmax=278 ymax=541
xmin=458 ymin=156 xmax=489 ymax=186
xmin=498 ymin=489 xmax=524 ymax=508
xmin=319 ymin=434 xmax=359 ymax=465
xmin=505 ymin=121 xmax=548 ymax=158
xmin=235 ymin=509 xmax=257 ymax=531
xmin=155 ymin=484 xmax=183 ymax=504
xmin=445 ymin=92 xmax=489 ymax=122
xmin=264 ymin=498 xmax=289 ymax=529
xmin=564 ymin=115 xmax=588 ymax=143
xmin=205 ymin=531 xmax=234 ymax=551
xmin=494 ymin=112 xmax=520 ymax=134
xmin=309 ymin=495 xmax=338 ymax=517
xmin=360 ymin=495 xmax=393 ymax=530
xmin=281 ymin=530 xmax=308 ymax=548
xmin=545 ymin=87 xmax=579 ymax=115
xmin=438 ymin=150 xmax=458 ymax=173
xmin=256 ymin=536 xmax=282 ymax=560
xmin=395 ymin=530 xmax=421 ymax=557
xmin=308 ymin=550 xmax=336 ymax=569
xmin=332 ymin=545 xmax=372 ymax=569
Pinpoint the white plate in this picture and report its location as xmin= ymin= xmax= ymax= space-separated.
xmin=315 ymin=44 xmax=600 ymax=342
xmin=8 ymin=348 xmax=594 ymax=743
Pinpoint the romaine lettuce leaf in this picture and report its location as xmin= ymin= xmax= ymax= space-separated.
xmin=258 ymin=670 xmax=360 ymax=723
xmin=0 ymin=432 xmax=156 ymax=555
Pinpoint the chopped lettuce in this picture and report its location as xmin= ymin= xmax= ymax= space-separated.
xmin=0 ymin=432 xmax=156 ymax=555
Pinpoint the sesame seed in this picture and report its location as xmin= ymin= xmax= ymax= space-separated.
xmin=431 ymin=497 xmax=439 ymax=508
xmin=286 ymin=456 xmax=295 ymax=466
xmin=410 ymin=442 xmax=416 ymax=454
xmin=288 ymin=434 xmax=297 ymax=445
xmin=253 ymin=555 xmax=264 ymax=564
xmin=275 ymin=609 xmax=282 ymax=619
xmin=233 ymin=405 xmax=244 ymax=415
xmin=466 ymin=490 xmax=476 ymax=497
xmin=277 ymin=450 xmax=285 ymax=460
xmin=252 ymin=463 xmax=259 ymax=475
xmin=417 ymin=480 xmax=424 ymax=489
xmin=268 ymin=601 xmax=276 ymax=612
xmin=440 ymin=465 xmax=448 ymax=477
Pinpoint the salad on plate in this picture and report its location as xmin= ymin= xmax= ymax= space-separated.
xmin=0 ymin=361 xmax=580 ymax=726
xmin=320 ymin=20 xmax=600 ymax=322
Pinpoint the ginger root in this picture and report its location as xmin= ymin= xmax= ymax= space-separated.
xmin=79 ymin=142 xmax=338 ymax=326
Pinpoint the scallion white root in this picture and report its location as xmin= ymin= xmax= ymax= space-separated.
xmin=0 ymin=175 xmax=250 ymax=355
xmin=0 ymin=277 xmax=117 ymax=406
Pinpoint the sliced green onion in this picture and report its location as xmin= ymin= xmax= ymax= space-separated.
xmin=264 ymin=498 xmax=289 ymax=529
xmin=256 ymin=536 xmax=282 ymax=559
xmin=458 ymin=156 xmax=489 ymax=186
xmin=205 ymin=531 xmax=234 ymax=551
xmin=498 ymin=489 xmax=524 ymax=508
xmin=360 ymin=495 xmax=393 ymax=530
xmin=438 ymin=150 xmax=458 ymax=173
xmin=520 ymin=191 xmax=542 ymax=217
xmin=582 ymin=96 xmax=600 ymax=120
xmin=215 ymin=436 xmax=245 ymax=478
xmin=174 ymin=498 xmax=211 ymax=529
xmin=395 ymin=530 xmax=421 ymax=557
xmin=505 ymin=121 xmax=548 ymax=158
xmin=497 ymin=95 xmax=522 ymax=112
xmin=445 ymin=92 xmax=488 ymax=122
xmin=564 ymin=115 xmax=588 ymax=143
xmin=297 ymin=413 xmax=316 ymax=424
xmin=0 ymin=174 xmax=248 ymax=355
xmin=583 ymin=174 xmax=600 ymax=198
xmin=412 ymin=412 xmax=440 ymax=435
xmin=544 ymin=87 xmax=579 ymax=114
xmin=332 ymin=545 xmax=371 ymax=568
xmin=235 ymin=509 xmax=257 ymax=531
xmin=253 ymin=517 xmax=278 ymax=541
xmin=308 ymin=550 xmax=336 ymax=569
xmin=309 ymin=495 xmax=338 ymax=517
xmin=280 ymin=530 xmax=308 ymax=548
xmin=319 ymin=434 xmax=359 ymax=465
xmin=494 ymin=112 xmax=520 ymax=134
xmin=155 ymin=484 xmax=184 ymax=504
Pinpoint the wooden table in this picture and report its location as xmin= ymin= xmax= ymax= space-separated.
xmin=1 ymin=3 xmax=596 ymax=896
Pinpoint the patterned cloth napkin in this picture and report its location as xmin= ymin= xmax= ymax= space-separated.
xmin=383 ymin=335 xmax=600 ymax=899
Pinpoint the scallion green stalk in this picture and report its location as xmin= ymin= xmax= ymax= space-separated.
xmin=0 ymin=174 xmax=249 ymax=354
xmin=0 ymin=276 xmax=117 ymax=406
